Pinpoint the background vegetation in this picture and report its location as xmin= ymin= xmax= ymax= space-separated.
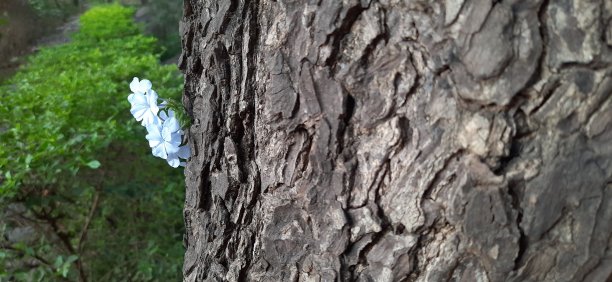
xmin=0 ymin=3 xmax=185 ymax=281
xmin=26 ymin=0 xmax=81 ymax=19
xmin=144 ymin=0 xmax=182 ymax=60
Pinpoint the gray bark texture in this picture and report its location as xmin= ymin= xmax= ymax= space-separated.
xmin=179 ymin=0 xmax=612 ymax=281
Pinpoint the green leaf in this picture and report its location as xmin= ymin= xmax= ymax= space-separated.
xmin=25 ymin=154 xmax=33 ymax=168
xmin=53 ymin=256 xmax=64 ymax=269
xmin=86 ymin=160 xmax=101 ymax=169
xmin=66 ymin=255 xmax=79 ymax=264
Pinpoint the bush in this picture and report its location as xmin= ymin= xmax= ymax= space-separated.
xmin=74 ymin=4 xmax=140 ymax=42
xmin=0 ymin=4 xmax=184 ymax=281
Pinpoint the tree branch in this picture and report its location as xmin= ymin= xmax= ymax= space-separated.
xmin=74 ymin=190 xmax=100 ymax=282
xmin=77 ymin=191 xmax=99 ymax=253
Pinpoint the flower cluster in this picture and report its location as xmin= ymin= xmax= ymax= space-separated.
xmin=128 ymin=77 xmax=190 ymax=168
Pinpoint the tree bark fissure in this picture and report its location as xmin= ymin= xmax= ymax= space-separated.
xmin=180 ymin=0 xmax=612 ymax=281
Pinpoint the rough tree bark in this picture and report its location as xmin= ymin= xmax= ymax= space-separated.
xmin=179 ymin=0 xmax=612 ymax=281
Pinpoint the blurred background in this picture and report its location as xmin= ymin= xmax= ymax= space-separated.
xmin=0 ymin=0 xmax=185 ymax=280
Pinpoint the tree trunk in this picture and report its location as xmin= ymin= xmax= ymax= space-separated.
xmin=179 ymin=0 xmax=612 ymax=281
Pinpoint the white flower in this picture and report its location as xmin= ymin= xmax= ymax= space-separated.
xmin=128 ymin=77 xmax=190 ymax=168
xmin=159 ymin=108 xmax=175 ymax=121
xmin=145 ymin=116 xmax=182 ymax=161
xmin=129 ymin=77 xmax=152 ymax=94
xmin=167 ymin=145 xmax=191 ymax=168
xmin=128 ymin=89 xmax=160 ymax=126
xmin=158 ymin=110 xmax=191 ymax=167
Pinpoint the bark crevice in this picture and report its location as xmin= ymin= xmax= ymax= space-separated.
xmin=181 ymin=0 xmax=612 ymax=280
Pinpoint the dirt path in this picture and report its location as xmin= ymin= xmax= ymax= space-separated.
xmin=35 ymin=15 xmax=80 ymax=48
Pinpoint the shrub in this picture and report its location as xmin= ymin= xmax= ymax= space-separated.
xmin=0 ymin=4 xmax=184 ymax=280
xmin=74 ymin=4 xmax=140 ymax=42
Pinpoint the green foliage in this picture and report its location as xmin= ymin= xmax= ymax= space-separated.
xmin=0 ymin=4 xmax=184 ymax=281
xmin=74 ymin=4 xmax=140 ymax=42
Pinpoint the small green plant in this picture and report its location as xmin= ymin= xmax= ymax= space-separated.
xmin=0 ymin=4 xmax=184 ymax=280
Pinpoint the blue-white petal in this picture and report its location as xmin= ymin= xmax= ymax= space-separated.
xmin=130 ymin=77 xmax=141 ymax=94
xmin=152 ymin=145 xmax=167 ymax=159
xmin=164 ymin=117 xmax=180 ymax=133
xmin=164 ymin=141 xmax=180 ymax=154
xmin=178 ymin=145 xmax=190 ymax=159
xmin=145 ymin=124 xmax=163 ymax=147
xmin=167 ymin=155 xmax=180 ymax=168
xmin=139 ymin=79 xmax=152 ymax=92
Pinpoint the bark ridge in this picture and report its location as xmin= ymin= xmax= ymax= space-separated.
xmin=180 ymin=0 xmax=612 ymax=281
